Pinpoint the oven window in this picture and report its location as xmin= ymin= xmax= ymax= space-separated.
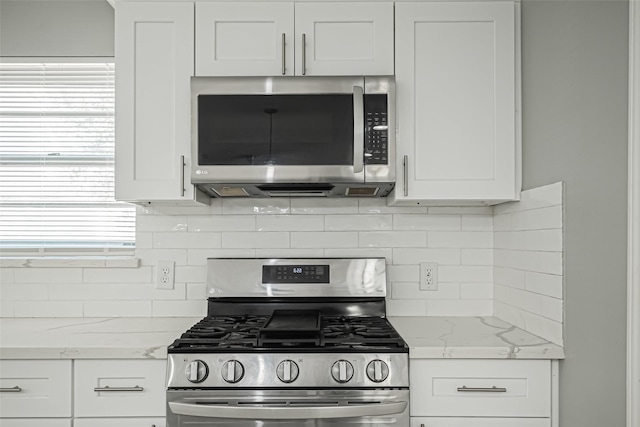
xmin=197 ymin=94 xmax=354 ymax=166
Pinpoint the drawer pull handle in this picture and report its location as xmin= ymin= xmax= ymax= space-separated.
xmin=0 ymin=386 xmax=22 ymax=392
xmin=94 ymin=385 xmax=144 ymax=392
xmin=457 ymin=385 xmax=507 ymax=393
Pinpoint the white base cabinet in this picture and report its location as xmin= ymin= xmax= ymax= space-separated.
xmin=0 ymin=360 xmax=72 ymax=419
xmin=410 ymin=360 xmax=554 ymax=426
xmin=412 ymin=418 xmax=550 ymax=427
xmin=74 ymin=418 xmax=166 ymax=427
xmin=0 ymin=420 xmax=72 ymax=427
xmin=74 ymin=360 xmax=166 ymax=418
xmin=391 ymin=1 xmax=520 ymax=206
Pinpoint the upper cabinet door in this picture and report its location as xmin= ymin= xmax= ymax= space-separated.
xmin=196 ymin=2 xmax=294 ymax=76
xmin=115 ymin=2 xmax=204 ymax=204
xmin=294 ymin=2 xmax=394 ymax=76
xmin=391 ymin=2 xmax=519 ymax=205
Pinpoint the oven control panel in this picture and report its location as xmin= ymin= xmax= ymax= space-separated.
xmin=168 ymin=353 xmax=408 ymax=389
xmin=262 ymin=264 xmax=330 ymax=284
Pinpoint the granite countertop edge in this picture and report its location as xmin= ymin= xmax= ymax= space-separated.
xmin=0 ymin=316 xmax=565 ymax=360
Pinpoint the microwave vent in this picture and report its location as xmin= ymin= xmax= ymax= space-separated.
xmin=212 ymin=187 xmax=250 ymax=197
xmin=346 ymin=187 xmax=379 ymax=197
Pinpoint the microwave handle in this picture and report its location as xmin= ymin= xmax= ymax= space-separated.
xmin=353 ymin=86 xmax=364 ymax=173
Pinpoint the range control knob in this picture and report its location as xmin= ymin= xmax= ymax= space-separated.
xmin=331 ymin=360 xmax=354 ymax=383
xmin=185 ymin=359 xmax=208 ymax=383
xmin=276 ymin=360 xmax=300 ymax=383
xmin=366 ymin=359 xmax=389 ymax=383
xmin=221 ymin=360 xmax=244 ymax=383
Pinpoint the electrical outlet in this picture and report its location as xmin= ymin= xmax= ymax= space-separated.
xmin=156 ymin=260 xmax=175 ymax=290
xmin=420 ymin=262 xmax=438 ymax=291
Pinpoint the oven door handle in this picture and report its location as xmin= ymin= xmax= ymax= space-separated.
xmin=168 ymin=400 xmax=407 ymax=419
xmin=353 ymin=85 xmax=365 ymax=174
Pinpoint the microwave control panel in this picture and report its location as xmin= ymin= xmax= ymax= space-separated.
xmin=364 ymin=94 xmax=388 ymax=165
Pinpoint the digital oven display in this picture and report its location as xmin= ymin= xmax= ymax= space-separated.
xmin=262 ymin=265 xmax=330 ymax=284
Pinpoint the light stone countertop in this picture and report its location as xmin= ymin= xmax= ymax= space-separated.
xmin=0 ymin=316 xmax=564 ymax=360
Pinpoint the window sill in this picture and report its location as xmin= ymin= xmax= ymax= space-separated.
xmin=0 ymin=257 xmax=140 ymax=268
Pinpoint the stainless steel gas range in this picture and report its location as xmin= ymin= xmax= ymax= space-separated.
xmin=166 ymin=258 xmax=410 ymax=427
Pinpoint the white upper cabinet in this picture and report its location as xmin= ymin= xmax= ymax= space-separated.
xmin=195 ymin=2 xmax=394 ymax=76
xmin=196 ymin=2 xmax=294 ymax=76
xmin=390 ymin=2 xmax=520 ymax=206
xmin=115 ymin=2 xmax=207 ymax=205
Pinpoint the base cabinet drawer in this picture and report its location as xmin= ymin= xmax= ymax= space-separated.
xmin=411 ymin=417 xmax=551 ymax=427
xmin=410 ymin=360 xmax=551 ymax=417
xmin=0 ymin=360 xmax=72 ymax=418
xmin=0 ymin=419 xmax=72 ymax=427
xmin=74 ymin=417 xmax=166 ymax=427
xmin=74 ymin=360 xmax=166 ymax=417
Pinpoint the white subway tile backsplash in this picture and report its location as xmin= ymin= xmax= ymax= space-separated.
xmin=386 ymin=299 xmax=427 ymax=316
xmin=426 ymin=299 xmax=493 ymax=316
xmin=258 ymin=215 xmax=324 ymax=231
xmin=428 ymin=231 xmax=493 ymax=248
xmin=153 ymin=232 xmax=222 ymax=249
xmin=461 ymin=215 xmax=494 ymax=231
xmin=221 ymin=232 xmax=290 ymax=248
xmin=386 ymin=265 xmax=419 ymax=282
xmin=15 ymin=268 xmax=83 ymax=284
xmin=188 ymin=249 xmax=257 ymax=266
xmin=359 ymin=231 xmax=427 ymax=248
xmin=324 ymin=248 xmax=393 ymax=260
xmin=188 ymin=215 xmax=255 ymax=232
xmin=461 ymin=249 xmax=493 ymax=265
xmin=391 ymin=282 xmax=460 ymax=300
xmin=359 ymin=199 xmax=429 ymax=214
xmin=83 ymin=267 xmax=153 ymax=284
xmin=0 ymin=283 xmax=48 ymax=300
xmin=325 ymin=215 xmax=392 ymax=231
xmin=291 ymin=199 xmax=358 ymax=214
xmin=136 ymin=215 xmax=188 ymax=232
xmin=509 ymin=205 xmax=563 ymax=231
xmin=223 ymin=199 xmax=290 ymax=215
xmin=524 ymin=229 xmax=563 ymax=252
xmin=439 ymin=266 xmax=493 ymax=283
xmin=1 ymin=183 xmax=564 ymax=341
xmin=460 ymin=283 xmax=493 ymax=299
xmin=393 ymin=214 xmax=460 ymax=231
xmin=291 ymin=232 xmax=357 ymax=248
xmin=255 ymin=248 xmax=325 ymax=258
xmin=525 ymin=271 xmax=563 ymax=299
xmin=14 ymin=301 xmax=84 ymax=317
xmin=84 ymin=300 xmax=152 ymax=317
xmin=152 ymin=300 xmax=207 ymax=317
xmin=392 ymin=248 xmax=461 ymax=265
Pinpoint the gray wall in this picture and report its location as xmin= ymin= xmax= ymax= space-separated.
xmin=521 ymin=1 xmax=628 ymax=425
xmin=0 ymin=0 xmax=114 ymax=57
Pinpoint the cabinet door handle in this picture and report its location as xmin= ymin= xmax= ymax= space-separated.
xmin=456 ymin=385 xmax=507 ymax=393
xmin=94 ymin=385 xmax=144 ymax=392
xmin=281 ymin=33 xmax=286 ymax=75
xmin=302 ymin=33 xmax=306 ymax=75
xmin=179 ymin=155 xmax=186 ymax=197
xmin=0 ymin=386 xmax=22 ymax=392
xmin=403 ymin=155 xmax=408 ymax=197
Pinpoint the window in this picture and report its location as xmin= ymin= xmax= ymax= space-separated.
xmin=0 ymin=63 xmax=135 ymax=256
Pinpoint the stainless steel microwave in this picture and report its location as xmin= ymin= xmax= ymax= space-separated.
xmin=191 ymin=76 xmax=395 ymax=198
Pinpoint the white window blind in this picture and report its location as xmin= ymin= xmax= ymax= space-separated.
xmin=0 ymin=63 xmax=135 ymax=256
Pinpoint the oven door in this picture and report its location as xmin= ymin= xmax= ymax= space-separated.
xmin=166 ymin=389 xmax=409 ymax=427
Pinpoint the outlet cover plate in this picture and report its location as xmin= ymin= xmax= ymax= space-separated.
xmin=156 ymin=260 xmax=175 ymax=290
xmin=420 ymin=262 xmax=438 ymax=291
